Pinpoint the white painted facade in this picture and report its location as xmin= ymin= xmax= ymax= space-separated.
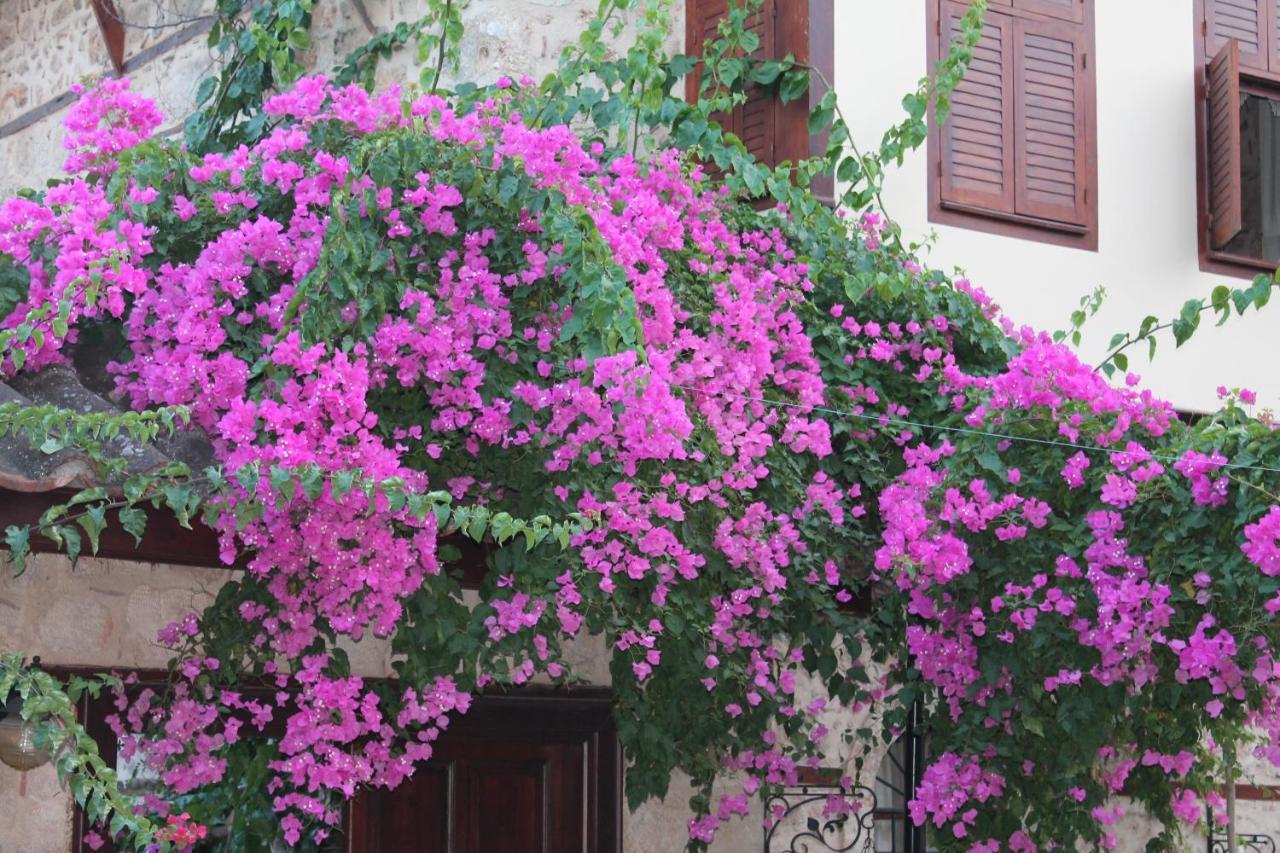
xmin=836 ymin=0 xmax=1278 ymax=414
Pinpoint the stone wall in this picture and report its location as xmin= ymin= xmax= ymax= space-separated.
xmin=0 ymin=553 xmax=233 ymax=853
xmin=0 ymin=0 xmax=677 ymax=195
xmin=0 ymin=553 xmax=793 ymax=852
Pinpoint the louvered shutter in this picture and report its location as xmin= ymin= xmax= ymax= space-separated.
xmin=1207 ymin=39 xmax=1244 ymax=249
xmin=737 ymin=4 xmax=776 ymax=164
xmin=1012 ymin=14 xmax=1088 ymax=225
xmin=1010 ymin=0 xmax=1084 ymax=24
xmin=1205 ymin=0 xmax=1270 ymax=72
xmin=686 ymin=0 xmax=779 ymax=166
xmin=938 ymin=1 xmax=1016 ymax=214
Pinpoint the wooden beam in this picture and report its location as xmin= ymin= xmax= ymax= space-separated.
xmin=1233 ymin=784 xmax=1280 ymax=802
xmin=0 ymin=487 xmax=492 ymax=585
xmin=0 ymin=486 xmax=231 ymax=569
xmin=90 ymin=0 xmax=127 ymax=75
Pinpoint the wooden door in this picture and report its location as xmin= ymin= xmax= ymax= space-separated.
xmin=348 ymin=692 xmax=622 ymax=853
xmin=68 ymin=671 xmax=619 ymax=853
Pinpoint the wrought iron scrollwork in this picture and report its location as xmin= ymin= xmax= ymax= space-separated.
xmin=763 ymin=784 xmax=878 ymax=853
xmin=1209 ymin=833 xmax=1277 ymax=853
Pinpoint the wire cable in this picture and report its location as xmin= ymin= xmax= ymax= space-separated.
xmin=670 ymin=384 xmax=1280 ymax=477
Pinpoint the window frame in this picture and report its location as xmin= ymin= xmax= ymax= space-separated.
xmin=1194 ymin=0 xmax=1280 ymax=278
xmin=925 ymin=0 xmax=1099 ymax=250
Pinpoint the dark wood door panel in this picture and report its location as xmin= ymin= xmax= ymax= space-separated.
xmin=349 ymin=692 xmax=619 ymax=853
xmin=463 ymin=757 xmax=548 ymax=853
xmin=361 ymin=763 xmax=454 ymax=853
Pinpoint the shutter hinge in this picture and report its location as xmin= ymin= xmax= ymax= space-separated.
xmin=937 ymin=160 xmax=943 ymax=178
xmin=1082 ymin=52 xmax=1087 ymax=70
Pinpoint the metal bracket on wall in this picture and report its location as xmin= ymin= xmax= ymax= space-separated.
xmin=763 ymin=782 xmax=879 ymax=853
xmin=1209 ymin=833 xmax=1277 ymax=853
xmin=90 ymin=0 xmax=127 ymax=75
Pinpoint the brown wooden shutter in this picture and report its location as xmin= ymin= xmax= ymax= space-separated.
xmin=1205 ymin=0 xmax=1270 ymax=72
xmin=938 ymin=1 xmax=1016 ymax=214
xmin=774 ymin=0 xmax=823 ymax=171
xmin=1012 ymin=14 xmax=1088 ymax=225
xmin=685 ymin=0 xmax=780 ymax=166
xmin=1207 ymin=38 xmax=1245 ymax=249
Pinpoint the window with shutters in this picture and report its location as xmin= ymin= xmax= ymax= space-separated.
xmin=684 ymin=0 xmax=834 ymax=201
xmin=1195 ymin=0 xmax=1280 ymax=275
xmin=926 ymin=0 xmax=1097 ymax=249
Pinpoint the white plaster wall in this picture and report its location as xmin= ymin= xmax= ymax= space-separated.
xmin=836 ymin=1 xmax=1280 ymax=414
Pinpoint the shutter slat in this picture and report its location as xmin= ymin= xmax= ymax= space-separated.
xmin=1010 ymin=0 xmax=1083 ymax=23
xmin=1205 ymin=0 xmax=1269 ymax=71
xmin=1013 ymin=15 xmax=1087 ymax=225
xmin=952 ymin=150 xmax=1006 ymax=169
xmin=939 ymin=1 xmax=1015 ymax=213
xmin=1026 ymin=140 xmax=1074 ymax=159
xmin=1207 ymin=39 xmax=1244 ymax=249
xmin=948 ymin=125 xmax=1008 ymax=149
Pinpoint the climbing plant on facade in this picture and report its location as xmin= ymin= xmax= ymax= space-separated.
xmin=3 ymin=2 xmax=1280 ymax=851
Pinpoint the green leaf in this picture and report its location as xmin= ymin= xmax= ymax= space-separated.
xmin=68 ymin=488 xmax=108 ymax=507
xmin=162 ymin=484 xmax=195 ymax=528
xmin=497 ymin=175 xmax=520 ymax=204
xmin=1211 ymin=284 xmax=1231 ymax=320
xmin=299 ymin=465 xmax=324 ymax=500
xmin=77 ymin=505 xmax=107 ymax=555
xmin=5 ymin=525 xmax=29 ymax=575
xmin=62 ymin=526 xmax=82 ymax=568
xmin=466 ymin=511 xmax=488 ymax=542
xmin=269 ymin=465 xmax=296 ymax=503
xmin=118 ymin=507 xmax=147 ymax=545
xmin=1171 ymin=299 xmax=1203 ymax=347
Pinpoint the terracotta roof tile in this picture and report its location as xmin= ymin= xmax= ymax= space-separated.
xmin=0 ymin=362 xmax=212 ymax=494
